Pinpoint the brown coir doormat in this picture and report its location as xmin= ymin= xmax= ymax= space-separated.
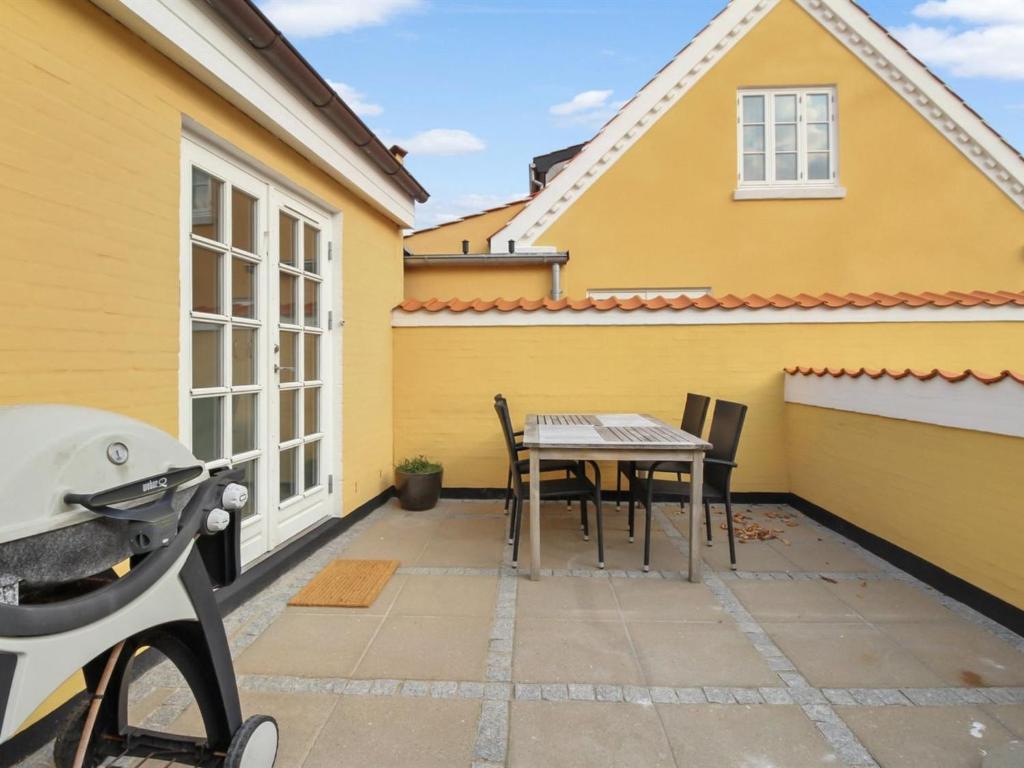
xmin=288 ymin=559 xmax=400 ymax=608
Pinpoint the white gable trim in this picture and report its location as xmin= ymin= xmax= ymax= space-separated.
xmin=491 ymin=0 xmax=1024 ymax=250
xmin=489 ymin=0 xmax=781 ymax=251
xmin=91 ymin=0 xmax=416 ymax=226
xmin=795 ymin=0 xmax=1024 ymax=210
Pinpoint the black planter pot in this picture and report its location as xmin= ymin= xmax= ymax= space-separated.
xmin=395 ymin=469 xmax=443 ymax=511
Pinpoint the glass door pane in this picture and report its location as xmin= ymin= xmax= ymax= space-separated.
xmin=272 ymin=198 xmax=329 ymax=543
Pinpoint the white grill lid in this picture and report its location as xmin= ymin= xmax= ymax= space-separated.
xmin=0 ymin=405 xmax=206 ymax=544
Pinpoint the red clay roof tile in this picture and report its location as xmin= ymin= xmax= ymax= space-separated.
xmin=396 ymin=290 xmax=1024 ymax=314
xmin=784 ymin=366 xmax=1024 ymax=387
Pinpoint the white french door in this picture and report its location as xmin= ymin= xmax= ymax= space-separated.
xmin=181 ymin=137 xmax=336 ymax=566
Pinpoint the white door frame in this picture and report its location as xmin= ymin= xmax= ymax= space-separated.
xmin=179 ymin=130 xmax=343 ymax=567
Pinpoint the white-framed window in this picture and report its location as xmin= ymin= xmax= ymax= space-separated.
xmin=587 ymin=288 xmax=711 ymax=300
xmin=736 ymin=87 xmax=842 ymax=198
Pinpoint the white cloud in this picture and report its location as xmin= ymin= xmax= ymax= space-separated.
xmin=913 ymin=0 xmax=1024 ymax=24
xmin=894 ymin=22 xmax=1024 ymax=79
xmin=261 ymin=0 xmax=422 ymax=38
xmin=326 ymin=81 xmax=383 ymax=117
xmin=892 ymin=1 xmax=1024 ymax=80
xmin=414 ymin=193 xmax=520 ymax=230
xmin=549 ymin=89 xmax=614 ymax=116
xmin=398 ymin=129 xmax=486 ymax=156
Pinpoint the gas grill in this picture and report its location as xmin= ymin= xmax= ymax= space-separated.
xmin=0 ymin=405 xmax=278 ymax=767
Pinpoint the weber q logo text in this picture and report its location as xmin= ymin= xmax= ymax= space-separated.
xmin=142 ymin=477 xmax=169 ymax=493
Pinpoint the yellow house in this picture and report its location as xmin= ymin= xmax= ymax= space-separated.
xmin=397 ymin=0 xmax=1024 ymax=629
xmin=1 ymin=0 xmax=426 ymax=751
xmin=405 ymin=0 xmax=1023 ymax=299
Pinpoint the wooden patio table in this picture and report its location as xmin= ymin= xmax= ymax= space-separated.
xmin=523 ymin=413 xmax=711 ymax=582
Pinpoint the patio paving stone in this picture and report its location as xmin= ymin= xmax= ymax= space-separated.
xmin=627 ymin=620 xmax=779 ymax=688
xmin=983 ymin=704 xmax=1024 ymax=737
xmin=389 ymin=574 xmax=498 ymax=618
xmin=610 ymin=577 xmax=726 ymax=622
xmin=304 ymin=695 xmax=480 ymax=768
xmin=515 ymin=576 xmax=619 ymax=620
xmin=838 ymin=705 xmax=1018 ymax=767
xmin=234 ymin=612 xmax=382 ymax=677
xmin=513 ymin=618 xmax=644 ymax=684
xmin=730 ymin=579 xmax=862 ymax=622
xmin=823 ymin=578 xmax=958 ymax=622
xmin=508 ymin=700 xmax=675 ymax=768
xmin=878 ymin=620 xmax=1024 ymax=687
xmin=763 ymin=621 xmax=945 ymax=688
xmin=770 ymin=537 xmax=879 ymax=572
xmin=354 ymin=615 xmax=491 ymax=680
xmin=657 ymin=703 xmax=840 ymax=767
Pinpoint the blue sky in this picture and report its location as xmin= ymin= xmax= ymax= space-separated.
xmin=258 ymin=0 xmax=1024 ymax=228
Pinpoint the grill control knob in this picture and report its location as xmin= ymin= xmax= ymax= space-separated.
xmin=203 ymin=508 xmax=231 ymax=535
xmin=222 ymin=483 xmax=249 ymax=512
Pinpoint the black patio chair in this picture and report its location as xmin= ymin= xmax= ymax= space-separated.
xmin=494 ymin=395 xmax=606 ymax=568
xmin=496 ymin=394 xmax=581 ymax=526
xmin=615 ymin=393 xmax=711 ymax=514
xmin=627 ymin=399 xmax=747 ymax=571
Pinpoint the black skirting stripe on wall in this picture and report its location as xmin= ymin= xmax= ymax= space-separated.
xmin=0 ymin=486 xmax=396 ymax=765
xmin=441 ymin=487 xmax=789 ymax=505
xmin=788 ymin=494 xmax=1024 ymax=637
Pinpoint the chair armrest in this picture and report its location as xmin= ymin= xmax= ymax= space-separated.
xmin=703 ymin=458 xmax=737 ymax=468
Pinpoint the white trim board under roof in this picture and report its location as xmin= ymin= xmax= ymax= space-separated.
xmin=92 ymin=0 xmax=421 ymax=226
xmin=489 ymin=0 xmax=1024 ymax=251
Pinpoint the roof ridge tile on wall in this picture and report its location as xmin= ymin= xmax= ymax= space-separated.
xmin=784 ymin=366 xmax=1024 ymax=387
xmin=396 ymin=290 xmax=1024 ymax=313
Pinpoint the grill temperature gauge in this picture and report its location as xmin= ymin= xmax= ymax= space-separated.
xmin=106 ymin=442 xmax=129 ymax=465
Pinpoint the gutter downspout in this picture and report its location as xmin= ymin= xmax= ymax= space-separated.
xmin=551 ymin=263 xmax=562 ymax=300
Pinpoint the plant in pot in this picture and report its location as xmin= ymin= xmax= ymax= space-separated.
xmin=395 ymin=455 xmax=443 ymax=511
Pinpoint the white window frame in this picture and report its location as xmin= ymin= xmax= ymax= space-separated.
xmin=734 ymin=86 xmax=845 ymax=200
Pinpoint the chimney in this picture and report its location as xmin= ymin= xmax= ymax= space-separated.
xmin=389 ymin=144 xmax=409 ymax=165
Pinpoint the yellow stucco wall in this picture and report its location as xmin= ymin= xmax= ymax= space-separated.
xmin=393 ymin=320 xmax=1021 ymax=492
xmin=1 ymin=0 xmax=404 ymax=731
xmin=403 ymin=201 xmax=552 ymax=299
xmin=406 ymin=201 xmax=528 ymax=255
xmin=403 ymin=0 xmax=1023 ymax=300
xmin=0 ymin=0 xmax=402 ymax=511
xmin=785 ymin=404 xmax=1024 ymax=609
